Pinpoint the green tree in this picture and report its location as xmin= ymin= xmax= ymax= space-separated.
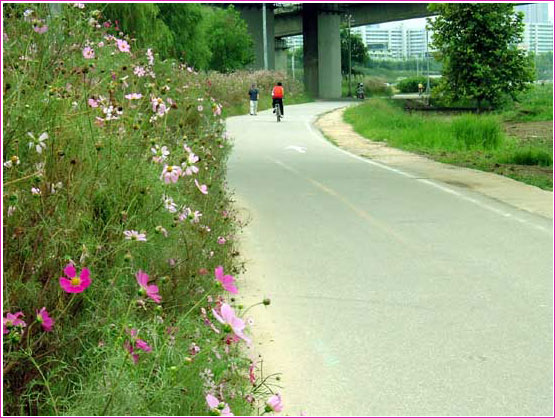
xmin=204 ymin=6 xmax=254 ymax=73
xmin=428 ymin=3 xmax=534 ymax=109
xmin=102 ymin=4 xmax=174 ymax=58
xmin=340 ymin=28 xmax=369 ymax=75
xmin=157 ymin=4 xmax=211 ymax=69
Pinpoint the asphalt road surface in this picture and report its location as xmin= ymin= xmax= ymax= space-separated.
xmin=226 ymin=102 xmax=553 ymax=416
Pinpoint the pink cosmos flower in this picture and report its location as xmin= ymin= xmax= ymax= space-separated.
xmin=206 ymin=394 xmax=234 ymax=417
xmin=33 ymin=25 xmax=48 ymax=34
xmin=266 ymin=394 xmax=283 ymax=413
xmin=156 ymin=103 xmax=168 ymax=116
xmin=36 ymin=307 xmax=54 ymax=332
xmin=189 ymin=342 xmax=200 ymax=356
xmin=151 ymin=145 xmax=170 ymax=163
xmin=160 ymin=165 xmax=182 ymax=184
xmin=178 ymin=207 xmax=202 ymax=223
xmin=124 ymin=230 xmax=147 ymax=241
xmin=88 ymin=98 xmax=99 ymax=108
xmin=59 ymin=264 xmax=91 ymax=293
xmin=162 ymin=195 xmax=177 ymax=213
xmin=133 ymin=66 xmax=146 ymax=77
xmin=146 ymin=48 xmax=155 ymax=66
xmin=3 ymin=312 xmax=26 ymax=334
xmin=116 ymin=39 xmax=130 ymax=53
xmin=212 ymin=304 xmax=250 ymax=344
xmin=194 ymin=179 xmax=208 ymax=195
xmin=136 ymin=270 xmax=161 ymax=303
xmin=217 ymin=236 xmax=226 ymax=245
xmin=82 ymin=46 xmax=95 ymax=59
xmin=181 ymin=153 xmax=199 ymax=176
xmin=214 ymin=266 xmax=238 ymax=294
xmin=125 ymin=93 xmax=142 ymax=100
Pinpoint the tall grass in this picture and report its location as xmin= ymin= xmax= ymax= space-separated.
xmin=501 ymin=83 xmax=553 ymax=122
xmin=3 ymin=4 xmax=280 ymax=415
xmin=344 ymin=100 xmax=502 ymax=152
xmin=451 ymin=114 xmax=502 ymax=150
xmin=343 ymin=98 xmax=552 ymax=189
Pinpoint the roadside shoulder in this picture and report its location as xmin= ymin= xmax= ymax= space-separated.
xmin=315 ymin=107 xmax=553 ymax=220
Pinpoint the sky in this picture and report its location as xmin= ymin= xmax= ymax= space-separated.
xmin=377 ymin=2 xmax=553 ymax=30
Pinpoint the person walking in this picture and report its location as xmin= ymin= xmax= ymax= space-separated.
xmin=271 ymin=82 xmax=284 ymax=117
xmin=248 ymin=83 xmax=259 ymax=115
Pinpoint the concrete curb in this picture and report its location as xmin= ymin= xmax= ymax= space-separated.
xmin=314 ymin=107 xmax=553 ymax=220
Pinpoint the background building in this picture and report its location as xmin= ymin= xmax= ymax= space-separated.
xmin=286 ymin=3 xmax=553 ymax=58
xmin=516 ymin=4 xmax=553 ymax=54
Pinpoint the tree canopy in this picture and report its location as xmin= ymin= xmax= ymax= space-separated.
xmin=428 ymin=3 xmax=534 ymax=108
xmin=340 ymin=28 xmax=369 ymax=75
xmin=101 ymin=4 xmax=253 ymax=71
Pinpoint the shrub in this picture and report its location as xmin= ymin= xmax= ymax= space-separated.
xmin=362 ymin=76 xmax=394 ymax=97
xmin=396 ymin=76 xmax=439 ymax=93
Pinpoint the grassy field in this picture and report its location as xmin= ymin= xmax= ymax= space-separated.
xmin=2 ymin=4 xmax=281 ymax=416
xmin=500 ymin=83 xmax=553 ymax=122
xmin=344 ymin=91 xmax=553 ymax=190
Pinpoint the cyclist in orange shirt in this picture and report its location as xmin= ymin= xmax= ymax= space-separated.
xmin=271 ymin=82 xmax=284 ymax=117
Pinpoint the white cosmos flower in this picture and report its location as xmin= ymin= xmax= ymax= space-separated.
xmin=27 ymin=132 xmax=48 ymax=154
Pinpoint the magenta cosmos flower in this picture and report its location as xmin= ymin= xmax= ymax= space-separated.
xmin=36 ymin=307 xmax=54 ymax=332
xmin=212 ymin=304 xmax=250 ymax=344
xmin=3 ymin=312 xmax=26 ymax=334
xmin=214 ymin=266 xmax=238 ymax=294
xmin=124 ymin=329 xmax=152 ymax=363
xmin=59 ymin=264 xmax=91 ymax=293
xmin=136 ymin=270 xmax=161 ymax=303
xmin=205 ymin=394 xmax=234 ymax=416
xmin=266 ymin=394 xmax=284 ymax=413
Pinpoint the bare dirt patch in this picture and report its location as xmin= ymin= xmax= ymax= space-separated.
xmin=503 ymin=121 xmax=553 ymax=142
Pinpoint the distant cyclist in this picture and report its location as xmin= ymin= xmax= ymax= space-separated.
xmin=271 ymin=82 xmax=284 ymax=117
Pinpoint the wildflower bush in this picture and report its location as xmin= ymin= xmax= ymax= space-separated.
xmin=3 ymin=4 xmax=284 ymax=415
xmin=209 ymin=69 xmax=308 ymax=116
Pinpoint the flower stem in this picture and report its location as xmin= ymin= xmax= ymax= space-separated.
xmin=27 ymin=352 xmax=59 ymax=415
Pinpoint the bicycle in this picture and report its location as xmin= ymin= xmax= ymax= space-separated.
xmin=274 ymin=101 xmax=281 ymax=122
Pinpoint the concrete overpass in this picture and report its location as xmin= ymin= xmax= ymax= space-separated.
xmin=231 ymin=3 xmax=434 ymax=99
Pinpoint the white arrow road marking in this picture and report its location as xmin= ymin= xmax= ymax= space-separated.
xmin=285 ymin=145 xmax=307 ymax=153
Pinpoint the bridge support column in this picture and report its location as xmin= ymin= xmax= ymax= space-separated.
xmin=303 ymin=5 xmax=342 ymax=99
xmin=239 ymin=6 xmax=275 ymax=70
xmin=275 ymin=38 xmax=289 ymax=73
